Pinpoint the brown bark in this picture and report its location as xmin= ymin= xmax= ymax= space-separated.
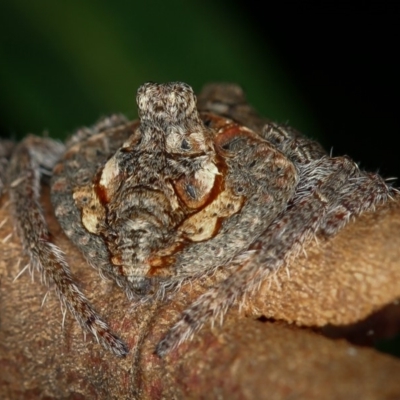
xmin=0 ymin=189 xmax=400 ymax=399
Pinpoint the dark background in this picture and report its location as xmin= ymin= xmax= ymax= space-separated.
xmin=254 ymin=6 xmax=399 ymax=180
xmin=1 ymin=1 xmax=398 ymax=177
xmin=1 ymin=1 xmax=399 ymax=354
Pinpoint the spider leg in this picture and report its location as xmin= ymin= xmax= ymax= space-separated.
xmin=156 ymin=155 xmax=394 ymax=357
xmin=8 ymin=135 xmax=128 ymax=356
xmin=318 ymin=168 xmax=394 ymax=236
xmin=261 ymin=122 xmax=326 ymax=163
xmin=197 ymin=83 xmax=268 ymax=132
xmin=0 ymin=139 xmax=15 ymax=197
xmin=65 ymin=113 xmax=128 ymax=147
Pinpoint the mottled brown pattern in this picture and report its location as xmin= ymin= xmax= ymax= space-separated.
xmin=0 ymin=82 xmax=397 ymax=358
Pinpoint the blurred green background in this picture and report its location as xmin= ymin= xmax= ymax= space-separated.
xmin=0 ymin=0 xmax=314 ymax=141
xmin=0 ymin=0 xmax=399 ymax=358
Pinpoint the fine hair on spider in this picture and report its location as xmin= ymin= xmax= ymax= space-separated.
xmin=1 ymin=82 xmax=396 ymax=357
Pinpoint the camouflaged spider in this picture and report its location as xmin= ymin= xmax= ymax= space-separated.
xmin=1 ymin=82 xmax=394 ymax=357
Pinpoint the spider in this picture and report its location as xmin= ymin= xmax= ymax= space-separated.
xmin=1 ymin=82 xmax=394 ymax=357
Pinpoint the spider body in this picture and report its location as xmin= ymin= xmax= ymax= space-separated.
xmin=3 ymin=82 xmax=394 ymax=357
xmin=52 ymin=83 xmax=297 ymax=300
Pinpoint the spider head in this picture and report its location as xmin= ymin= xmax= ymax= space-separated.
xmin=136 ymin=82 xmax=197 ymax=127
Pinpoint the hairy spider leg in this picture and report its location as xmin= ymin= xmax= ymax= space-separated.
xmin=7 ymin=135 xmax=128 ymax=357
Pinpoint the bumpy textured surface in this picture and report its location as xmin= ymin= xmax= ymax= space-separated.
xmin=2 ymin=82 xmax=396 ymax=357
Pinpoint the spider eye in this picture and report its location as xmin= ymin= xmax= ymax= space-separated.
xmin=181 ymin=139 xmax=191 ymax=150
xmin=186 ymin=184 xmax=197 ymax=199
xmin=203 ymin=119 xmax=212 ymax=127
xmin=221 ymin=137 xmax=246 ymax=152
